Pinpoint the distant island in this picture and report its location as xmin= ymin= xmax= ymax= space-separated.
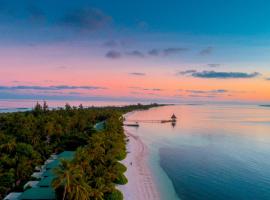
xmin=1 ymin=102 xmax=163 ymax=200
xmin=260 ymin=105 xmax=270 ymax=107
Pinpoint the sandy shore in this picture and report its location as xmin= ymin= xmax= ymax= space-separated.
xmin=117 ymin=126 xmax=160 ymax=200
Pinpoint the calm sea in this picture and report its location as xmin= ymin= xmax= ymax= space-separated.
xmin=126 ymin=104 xmax=270 ymax=200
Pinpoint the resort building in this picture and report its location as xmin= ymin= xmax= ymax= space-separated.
xmin=4 ymin=151 xmax=75 ymax=200
xmin=3 ymin=192 xmax=22 ymax=200
xmin=171 ymin=114 xmax=177 ymax=122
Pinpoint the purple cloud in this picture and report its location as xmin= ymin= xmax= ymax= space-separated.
xmin=105 ymin=50 xmax=121 ymax=59
xmin=61 ymin=7 xmax=112 ymax=31
xmin=129 ymin=72 xmax=146 ymax=76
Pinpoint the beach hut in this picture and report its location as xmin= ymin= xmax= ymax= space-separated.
xmin=171 ymin=114 xmax=177 ymax=122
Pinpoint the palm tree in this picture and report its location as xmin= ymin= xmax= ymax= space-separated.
xmin=52 ymin=159 xmax=92 ymax=200
xmin=74 ymin=147 xmax=92 ymax=173
xmin=0 ymin=138 xmax=16 ymax=154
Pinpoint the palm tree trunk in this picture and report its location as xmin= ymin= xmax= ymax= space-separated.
xmin=62 ymin=186 xmax=67 ymax=200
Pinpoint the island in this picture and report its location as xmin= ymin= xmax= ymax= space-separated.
xmin=1 ymin=102 xmax=162 ymax=200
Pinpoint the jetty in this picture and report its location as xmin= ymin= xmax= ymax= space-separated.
xmin=124 ymin=123 xmax=140 ymax=127
xmin=124 ymin=114 xmax=177 ymax=125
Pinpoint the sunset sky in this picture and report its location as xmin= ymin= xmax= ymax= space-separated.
xmin=1 ymin=0 xmax=270 ymax=103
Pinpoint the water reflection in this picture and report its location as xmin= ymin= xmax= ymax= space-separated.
xmin=171 ymin=121 xmax=176 ymax=128
xmin=126 ymin=104 xmax=270 ymax=200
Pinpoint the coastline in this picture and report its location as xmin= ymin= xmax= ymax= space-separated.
xmin=117 ymin=113 xmax=160 ymax=200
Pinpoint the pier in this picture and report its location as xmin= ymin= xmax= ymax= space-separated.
xmin=125 ymin=119 xmax=175 ymax=123
xmin=124 ymin=114 xmax=177 ymax=126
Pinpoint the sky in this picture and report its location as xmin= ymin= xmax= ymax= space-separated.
xmin=0 ymin=0 xmax=270 ymax=103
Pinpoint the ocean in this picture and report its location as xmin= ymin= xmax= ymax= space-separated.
xmin=125 ymin=104 xmax=270 ymax=200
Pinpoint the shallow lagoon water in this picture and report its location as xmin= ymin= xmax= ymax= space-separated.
xmin=126 ymin=104 xmax=270 ymax=200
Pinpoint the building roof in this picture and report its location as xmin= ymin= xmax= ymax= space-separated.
xmin=19 ymin=188 xmax=55 ymax=200
xmin=44 ymin=159 xmax=55 ymax=165
xmin=45 ymin=151 xmax=74 ymax=169
xmin=24 ymin=181 xmax=39 ymax=190
xmin=57 ymin=151 xmax=75 ymax=159
xmin=171 ymin=114 xmax=177 ymax=119
xmin=15 ymin=151 xmax=74 ymax=200
xmin=42 ymin=169 xmax=54 ymax=177
xmin=37 ymin=177 xmax=55 ymax=187
xmin=94 ymin=121 xmax=105 ymax=131
xmin=31 ymin=172 xmax=44 ymax=179
xmin=4 ymin=192 xmax=22 ymax=200
xmin=45 ymin=160 xmax=60 ymax=170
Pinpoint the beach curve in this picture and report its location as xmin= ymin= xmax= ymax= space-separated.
xmin=117 ymin=117 xmax=160 ymax=200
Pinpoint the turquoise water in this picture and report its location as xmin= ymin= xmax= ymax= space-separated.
xmin=126 ymin=104 xmax=270 ymax=200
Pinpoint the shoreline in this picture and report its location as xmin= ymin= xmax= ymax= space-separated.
xmin=117 ymin=113 xmax=160 ymax=200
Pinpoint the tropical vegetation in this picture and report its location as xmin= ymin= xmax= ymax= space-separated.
xmin=0 ymin=102 xmax=161 ymax=199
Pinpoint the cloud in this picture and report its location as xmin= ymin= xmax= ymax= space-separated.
xmin=188 ymin=94 xmax=216 ymax=98
xmin=148 ymin=49 xmax=159 ymax=56
xmin=211 ymin=89 xmax=228 ymax=93
xmin=105 ymin=50 xmax=121 ymax=59
xmin=180 ymin=89 xmax=232 ymax=98
xmin=0 ymin=85 xmax=106 ymax=91
xmin=179 ymin=70 xmax=197 ymax=75
xmin=163 ymin=48 xmax=188 ymax=56
xmin=68 ymin=92 xmax=82 ymax=95
xmin=145 ymin=88 xmax=162 ymax=91
xmin=126 ymin=50 xmax=144 ymax=58
xmin=199 ymin=46 xmax=213 ymax=56
xmin=186 ymin=89 xmax=228 ymax=94
xmin=148 ymin=47 xmax=188 ymax=56
xmin=179 ymin=70 xmax=260 ymax=79
xmin=179 ymin=89 xmax=230 ymax=98
xmin=208 ymin=63 xmax=221 ymax=68
xmin=265 ymin=77 xmax=270 ymax=81
xmin=61 ymin=7 xmax=112 ymax=31
xmin=0 ymin=90 xmax=179 ymax=103
xmin=192 ymin=71 xmax=260 ymax=79
xmin=129 ymin=72 xmax=146 ymax=76
xmin=180 ymin=89 xmax=246 ymax=98
xmin=103 ymin=40 xmax=118 ymax=47
xmin=129 ymin=86 xmax=163 ymax=91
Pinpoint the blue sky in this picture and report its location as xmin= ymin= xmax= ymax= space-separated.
xmin=1 ymin=0 xmax=270 ymax=36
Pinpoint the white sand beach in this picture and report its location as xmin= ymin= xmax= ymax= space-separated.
xmin=117 ymin=127 xmax=160 ymax=200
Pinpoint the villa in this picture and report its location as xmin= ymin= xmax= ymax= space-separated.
xmin=4 ymin=151 xmax=74 ymax=200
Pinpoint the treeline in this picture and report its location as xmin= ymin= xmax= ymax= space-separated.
xmin=0 ymin=102 xmax=161 ymax=199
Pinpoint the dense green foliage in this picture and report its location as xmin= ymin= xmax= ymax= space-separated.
xmin=0 ymin=102 xmax=161 ymax=199
xmin=105 ymin=190 xmax=123 ymax=200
